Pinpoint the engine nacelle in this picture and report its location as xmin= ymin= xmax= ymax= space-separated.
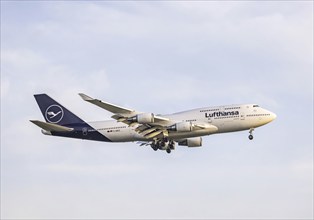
xmin=178 ymin=137 xmax=202 ymax=147
xmin=135 ymin=113 xmax=154 ymax=123
xmin=170 ymin=122 xmax=193 ymax=132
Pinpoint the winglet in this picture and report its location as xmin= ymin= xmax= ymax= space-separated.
xmin=78 ymin=93 xmax=94 ymax=101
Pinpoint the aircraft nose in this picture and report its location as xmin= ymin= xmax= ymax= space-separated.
xmin=270 ymin=112 xmax=277 ymax=121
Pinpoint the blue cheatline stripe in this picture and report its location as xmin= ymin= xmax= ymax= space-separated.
xmin=51 ymin=122 xmax=112 ymax=142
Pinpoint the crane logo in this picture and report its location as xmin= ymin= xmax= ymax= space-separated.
xmin=45 ymin=105 xmax=64 ymax=123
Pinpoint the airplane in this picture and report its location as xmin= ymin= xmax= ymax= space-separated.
xmin=30 ymin=93 xmax=277 ymax=153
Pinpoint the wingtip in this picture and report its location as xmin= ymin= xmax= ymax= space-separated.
xmin=78 ymin=93 xmax=93 ymax=101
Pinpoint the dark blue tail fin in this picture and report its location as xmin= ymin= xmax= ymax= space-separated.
xmin=34 ymin=94 xmax=85 ymax=125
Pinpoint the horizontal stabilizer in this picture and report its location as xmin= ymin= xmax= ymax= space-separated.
xmin=30 ymin=120 xmax=74 ymax=132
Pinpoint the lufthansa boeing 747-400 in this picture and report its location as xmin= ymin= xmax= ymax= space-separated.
xmin=30 ymin=93 xmax=276 ymax=153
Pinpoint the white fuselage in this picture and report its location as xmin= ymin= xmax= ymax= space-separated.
xmin=87 ymin=104 xmax=276 ymax=142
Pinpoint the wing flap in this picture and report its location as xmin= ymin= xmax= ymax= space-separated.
xmin=30 ymin=120 xmax=74 ymax=132
xmin=140 ymin=127 xmax=158 ymax=136
xmin=144 ymin=130 xmax=164 ymax=139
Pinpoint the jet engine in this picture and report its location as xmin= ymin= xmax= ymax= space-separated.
xmin=169 ymin=122 xmax=193 ymax=132
xmin=178 ymin=137 xmax=202 ymax=147
xmin=134 ymin=113 xmax=155 ymax=123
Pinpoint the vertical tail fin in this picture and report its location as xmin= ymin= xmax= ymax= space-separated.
xmin=34 ymin=94 xmax=85 ymax=125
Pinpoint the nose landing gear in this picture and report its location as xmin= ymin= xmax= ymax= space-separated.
xmin=248 ymin=128 xmax=254 ymax=140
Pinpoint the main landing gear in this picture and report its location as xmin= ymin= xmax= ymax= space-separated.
xmin=151 ymin=138 xmax=175 ymax=153
xmin=248 ymin=128 xmax=254 ymax=140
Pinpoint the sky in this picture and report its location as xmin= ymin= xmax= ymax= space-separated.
xmin=1 ymin=1 xmax=313 ymax=219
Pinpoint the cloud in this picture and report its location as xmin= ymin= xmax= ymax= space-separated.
xmin=3 ymin=1 xmax=312 ymax=100
xmin=0 ymin=77 xmax=10 ymax=99
xmin=291 ymin=159 xmax=314 ymax=181
xmin=1 ymin=1 xmax=313 ymax=219
xmin=45 ymin=162 xmax=145 ymax=176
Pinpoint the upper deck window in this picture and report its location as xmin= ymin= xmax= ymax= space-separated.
xmin=253 ymin=105 xmax=259 ymax=107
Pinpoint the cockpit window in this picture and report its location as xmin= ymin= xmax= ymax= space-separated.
xmin=253 ymin=105 xmax=259 ymax=107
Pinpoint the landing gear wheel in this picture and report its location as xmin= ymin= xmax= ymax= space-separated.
xmin=166 ymin=149 xmax=171 ymax=154
xmin=249 ymin=134 xmax=253 ymax=140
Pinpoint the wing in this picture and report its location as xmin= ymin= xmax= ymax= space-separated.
xmin=78 ymin=93 xmax=138 ymax=117
xmin=79 ymin=93 xmax=170 ymax=139
xmin=78 ymin=93 xmax=216 ymax=140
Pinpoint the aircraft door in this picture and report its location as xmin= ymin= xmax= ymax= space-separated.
xmin=207 ymin=117 xmax=212 ymax=123
xmin=240 ymin=112 xmax=245 ymax=120
xmin=240 ymin=107 xmax=246 ymax=120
